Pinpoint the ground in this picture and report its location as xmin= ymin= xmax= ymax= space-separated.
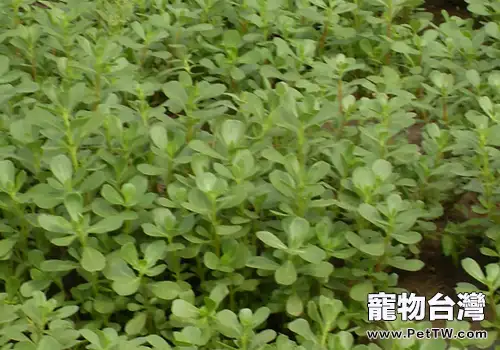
xmin=424 ymin=0 xmax=470 ymax=20
xmin=400 ymin=121 xmax=496 ymax=330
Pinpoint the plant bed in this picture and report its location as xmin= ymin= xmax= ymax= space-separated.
xmin=0 ymin=0 xmax=499 ymax=349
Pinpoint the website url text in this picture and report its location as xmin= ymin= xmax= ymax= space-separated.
xmin=366 ymin=328 xmax=488 ymax=340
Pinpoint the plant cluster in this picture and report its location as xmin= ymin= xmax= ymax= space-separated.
xmin=0 ymin=0 xmax=499 ymax=349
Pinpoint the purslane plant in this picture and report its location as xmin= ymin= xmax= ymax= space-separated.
xmin=0 ymin=0 xmax=498 ymax=349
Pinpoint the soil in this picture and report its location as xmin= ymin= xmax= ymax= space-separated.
xmin=423 ymin=0 xmax=471 ymax=21
xmin=397 ymin=122 xmax=497 ymax=332
xmin=397 ymin=233 xmax=496 ymax=330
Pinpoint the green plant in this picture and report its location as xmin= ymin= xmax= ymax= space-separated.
xmin=0 ymin=0 xmax=498 ymax=349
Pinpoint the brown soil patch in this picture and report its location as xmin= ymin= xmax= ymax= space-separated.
xmin=398 ymin=228 xmax=496 ymax=330
xmin=424 ymin=0 xmax=470 ymax=20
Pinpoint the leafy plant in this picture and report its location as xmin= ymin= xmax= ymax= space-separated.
xmin=0 ymin=0 xmax=498 ymax=349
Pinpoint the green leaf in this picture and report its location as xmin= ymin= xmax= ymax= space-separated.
xmin=0 ymin=160 xmax=15 ymax=189
xmin=220 ymin=119 xmax=245 ymax=148
xmin=51 ymin=236 xmax=77 ymax=246
xmin=80 ymin=329 xmax=101 ymax=346
xmin=230 ymin=66 xmax=245 ymax=81
xmin=137 ymin=164 xmax=164 ymax=176
xmin=352 ymin=167 xmax=375 ymax=190
xmin=174 ymin=326 xmax=206 ymax=346
xmin=112 ymin=277 xmax=141 ymax=296
xmin=163 ymin=81 xmax=188 ymax=109
xmin=196 ymin=82 xmax=227 ymax=101
xmin=81 ymin=246 xmax=106 ymax=272
xmin=50 ymin=155 xmax=73 ymax=184
xmin=388 ymin=257 xmax=424 ymax=271
xmin=146 ymin=335 xmax=172 ymax=349
xmin=87 ymin=216 xmax=124 ymax=234
xmin=286 ymin=294 xmax=303 ymax=316
xmin=269 ymin=170 xmax=295 ymax=197
xmin=261 ymin=148 xmax=285 ymax=164
xmin=216 ymin=310 xmax=242 ymax=338
xmin=26 ymin=184 xmax=62 ymax=209
xmin=392 ymin=231 xmax=422 ymax=245
xmin=466 ymin=69 xmax=481 ymax=87
xmin=256 ymin=231 xmax=288 ymax=250
xmin=298 ymin=245 xmax=326 ymax=263
xmin=54 ymin=305 xmax=79 ymax=318
xmin=125 ymin=312 xmax=147 ymax=336
xmin=223 ymin=30 xmax=241 ymax=49
xmin=319 ymin=296 xmax=343 ymax=324
xmin=151 ymin=281 xmax=182 ymax=300
xmin=344 ymin=231 xmax=365 ymax=249
xmin=301 ymin=261 xmax=334 ymax=278
xmin=485 ymin=22 xmax=500 ymax=38
xmin=20 ymin=280 xmax=52 ymax=298
xmin=37 ymin=336 xmax=62 ymax=350
xmin=274 ymin=38 xmax=295 ymax=58
xmin=38 ymin=214 xmax=73 ymax=233
xmin=358 ymin=203 xmax=384 ymax=227
xmin=172 ymin=299 xmax=199 ymax=319
xmin=461 ymin=258 xmax=485 ymax=283
xmin=306 ymin=161 xmax=330 ymax=183
xmin=252 ymin=307 xmax=271 ymax=328
xmin=150 ymin=124 xmax=169 ymax=150
xmin=121 ymin=183 xmax=137 ymax=204
xmin=189 ymin=140 xmax=226 ymax=160
xmin=288 ymin=318 xmax=316 ymax=342
xmin=287 ymin=217 xmax=310 ymax=249
xmin=79 ymin=171 xmax=106 ymax=192
xmin=246 ymin=256 xmax=280 ymax=270
xmin=349 ymin=282 xmax=374 ymax=302
xmin=209 ymin=284 xmax=229 ymax=305
xmin=121 ymin=243 xmax=139 ymax=265
xmin=101 ymin=184 xmax=124 ymax=205
xmin=309 ymin=199 xmax=338 ymax=208
xmin=68 ymin=83 xmax=87 ymax=111
xmin=195 ymin=172 xmax=217 ymax=193
xmin=0 ymin=238 xmax=17 ymax=258
xmin=391 ymin=41 xmax=419 ymax=55
xmin=215 ymin=225 xmax=242 ymax=236
xmin=372 ymin=159 xmax=392 ymax=181
xmin=386 ymin=193 xmax=402 ymax=214
xmin=40 ymin=260 xmax=79 ymax=272
xmin=131 ymin=21 xmax=145 ymax=40
xmin=275 ymin=260 xmax=297 ymax=285
xmin=0 ymin=55 xmax=9 ymax=76
xmin=144 ymin=240 xmax=167 ymax=264
xmin=260 ymin=65 xmax=282 ymax=79
xmin=359 ymin=243 xmax=385 ymax=257
xmin=478 ymin=96 xmax=493 ymax=116
xmin=64 ymin=193 xmax=83 ymax=222
xmin=153 ymin=208 xmax=177 ymax=230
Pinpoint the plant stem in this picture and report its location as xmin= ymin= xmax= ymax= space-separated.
xmin=442 ymin=95 xmax=448 ymax=125
xmin=124 ymin=220 xmax=131 ymax=234
xmin=337 ymin=79 xmax=345 ymax=136
xmin=62 ymin=110 xmax=79 ymax=170
xmin=385 ymin=0 xmax=393 ymax=65
xmin=320 ymin=320 xmax=333 ymax=348
xmin=489 ymin=291 xmax=497 ymax=322
xmin=318 ymin=21 xmax=329 ymax=55
xmin=229 ymin=286 xmax=235 ymax=310
xmin=31 ymin=55 xmax=37 ymax=81
xmin=211 ymin=199 xmax=220 ymax=257
xmin=94 ymin=72 xmax=101 ymax=111
xmin=354 ymin=0 xmax=362 ymax=29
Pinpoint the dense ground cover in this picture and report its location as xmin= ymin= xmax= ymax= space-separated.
xmin=0 ymin=0 xmax=499 ymax=349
